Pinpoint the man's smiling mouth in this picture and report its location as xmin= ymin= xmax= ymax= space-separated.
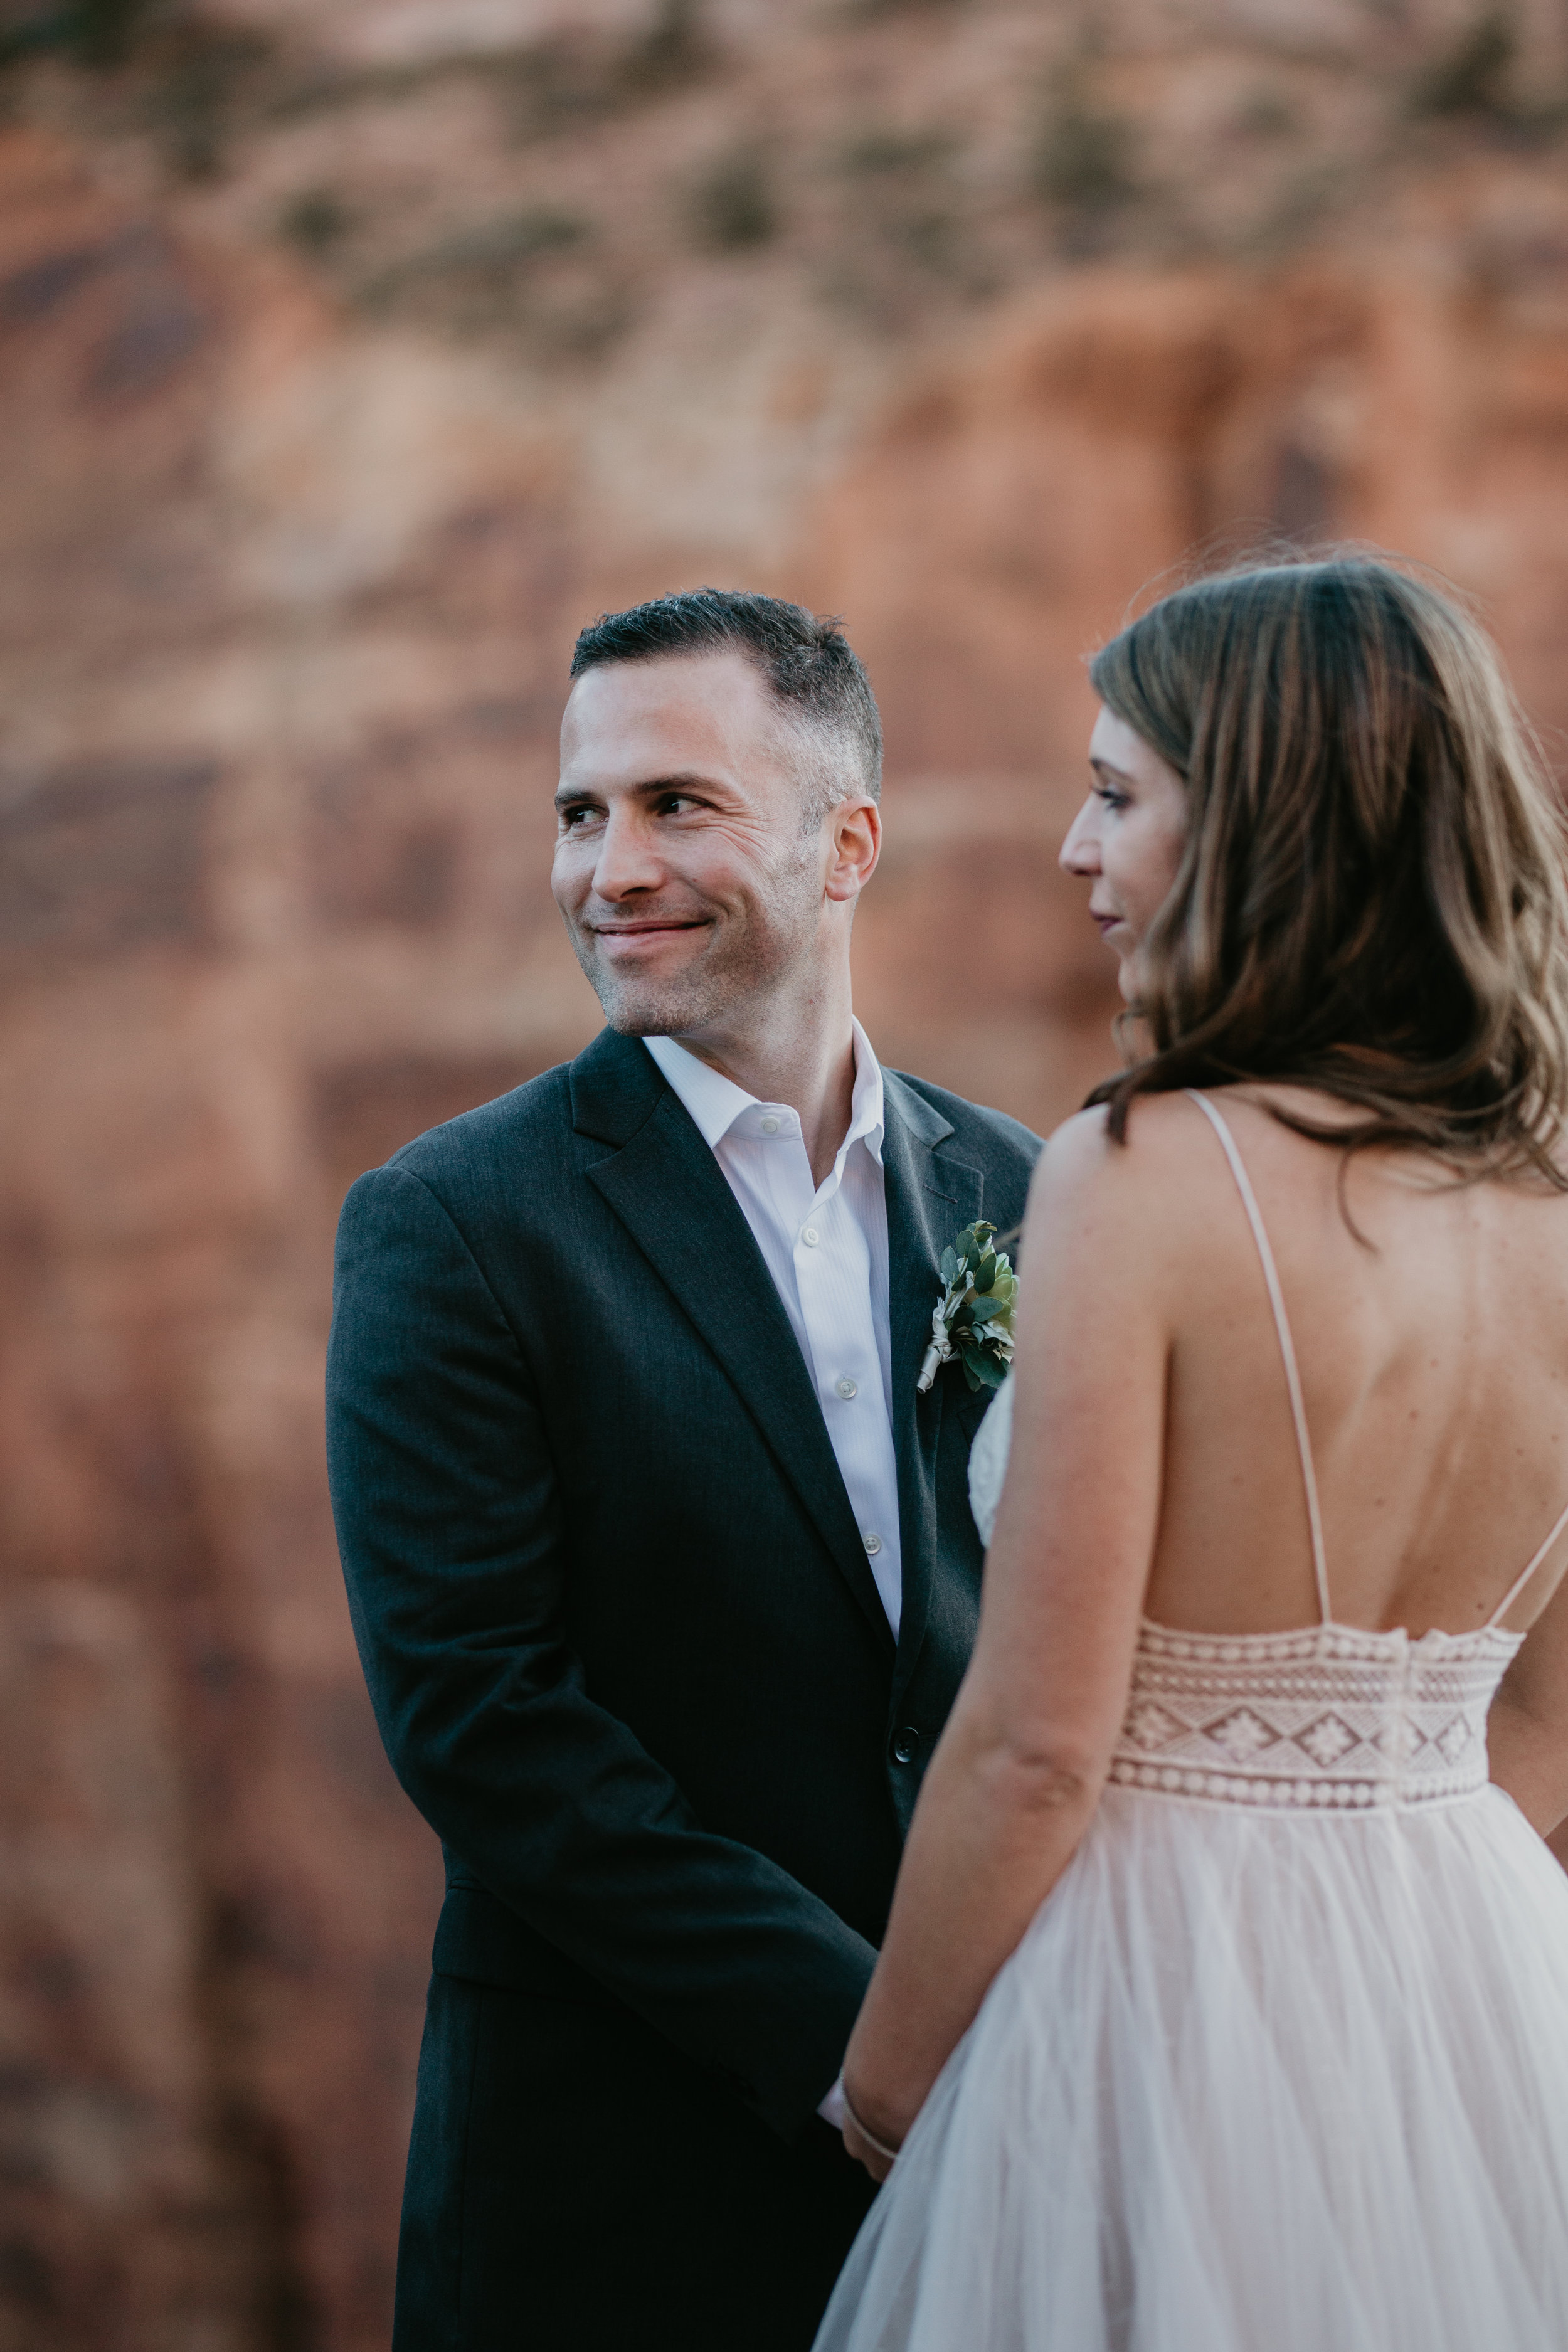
xmin=591 ymin=919 xmax=708 ymax=936
xmin=589 ymin=918 xmax=712 ymax=953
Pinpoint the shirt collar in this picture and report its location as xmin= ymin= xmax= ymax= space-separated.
xmin=644 ymin=1020 xmax=885 ymax=1169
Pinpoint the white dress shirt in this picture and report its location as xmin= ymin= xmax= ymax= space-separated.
xmin=645 ymin=1024 xmax=899 ymax=2137
xmin=643 ymin=1023 xmax=904 ymax=1638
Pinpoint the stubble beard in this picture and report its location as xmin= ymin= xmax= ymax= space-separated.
xmin=571 ymin=840 xmax=821 ymax=1041
xmin=585 ymin=940 xmax=736 ymax=1038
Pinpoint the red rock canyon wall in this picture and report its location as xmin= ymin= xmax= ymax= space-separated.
xmin=5 ymin=3 xmax=1568 ymax=2341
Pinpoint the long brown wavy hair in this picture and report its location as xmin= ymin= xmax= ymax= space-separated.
xmin=1084 ymin=554 xmax=1568 ymax=1185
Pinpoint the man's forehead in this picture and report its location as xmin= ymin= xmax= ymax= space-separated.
xmin=564 ymin=647 xmax=768 ymax=728
xmin=559 ymin=650 xmax=785 ymax=778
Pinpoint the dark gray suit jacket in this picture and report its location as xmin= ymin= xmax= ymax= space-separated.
xmin=327 ymin=1029 xmax=1041 ymax=2151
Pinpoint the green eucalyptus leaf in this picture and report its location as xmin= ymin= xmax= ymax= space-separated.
xmin=931 ymin=1221 xmax=1019 ymax=1399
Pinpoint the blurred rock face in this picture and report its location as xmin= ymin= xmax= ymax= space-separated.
xmin=4 ymin=3 xmax=1568 ymax=2343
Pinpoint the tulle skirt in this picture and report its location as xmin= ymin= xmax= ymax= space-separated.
xmin=814 ymin=1784 xmax=1568 ymax=2351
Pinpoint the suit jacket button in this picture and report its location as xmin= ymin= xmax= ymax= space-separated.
xmin=891 ymin=1728 xmax=918 ymax=1765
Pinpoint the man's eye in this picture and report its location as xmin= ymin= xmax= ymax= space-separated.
xmin=559 ymin=805 xmax=597 ymax=827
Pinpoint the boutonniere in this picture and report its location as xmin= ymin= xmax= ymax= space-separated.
xmin=916 ymin=1221 xmax=1017 ymax=1394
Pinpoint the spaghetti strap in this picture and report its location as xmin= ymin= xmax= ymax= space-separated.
xmin=1184 ymin=1091 xmax=1333 ymax=1626
xmin=1486 ymin=1493 xmax=1568 ymax=1628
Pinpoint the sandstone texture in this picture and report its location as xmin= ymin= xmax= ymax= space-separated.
xmin=4 ymin=2 xmax=1568 ymax=2342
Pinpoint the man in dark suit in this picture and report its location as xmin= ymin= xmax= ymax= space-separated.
xmin=326 ymin=590 xmax=1041 ymax=2350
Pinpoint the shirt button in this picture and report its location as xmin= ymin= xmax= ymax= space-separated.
xmin=801 ymin=1226 xmax=820 ymax=1247
xmin=760 ymin=1115 xmax=780 ymax=1133
xmin=862 ymin=1531 xmax=882 ymax=1556
xmin=835 ymin=1375 xmax=858 ymax=1399
xmin=891 ymin=1727 xmax=919 ymax=1766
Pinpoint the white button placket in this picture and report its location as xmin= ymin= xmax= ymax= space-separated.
xmin=795 ymin=1189 xmax=850 ymax=1411
xmin=800 ymin=1192 xmax=876 ymax=1479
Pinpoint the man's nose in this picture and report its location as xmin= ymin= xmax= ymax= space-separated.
xmin=1059 ymin=797 xmax=1101 ymax=878
xmin=591 ymin=806 xmax=665 ymax=901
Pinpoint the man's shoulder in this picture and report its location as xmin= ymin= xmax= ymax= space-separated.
xmin=378 ymin=1059 xmax=577 ymax=1190
xmin=344 ymin=1027 xmax=658 ymax=1222
xmin=344 ymin=1055 xmax=602 ymax=1247
xmin=884 ymin=1067 xmax=1044 ymax=1172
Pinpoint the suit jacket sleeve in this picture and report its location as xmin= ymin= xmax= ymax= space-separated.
xmin=326 ymin=1160 xmax=876 ymax=2141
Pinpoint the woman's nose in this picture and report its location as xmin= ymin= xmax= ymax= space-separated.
xmin=1059 ymin=797 xmax=1102 ymax=878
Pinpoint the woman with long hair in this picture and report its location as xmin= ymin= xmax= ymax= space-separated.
xmin=815 ymin=557 xmax=1568 ymax=2349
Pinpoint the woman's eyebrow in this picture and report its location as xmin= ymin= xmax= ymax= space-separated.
xmin=1089 ymin=758 xmax=1135 ymax=785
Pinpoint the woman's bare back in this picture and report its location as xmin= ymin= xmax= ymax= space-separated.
xmin=1143 ymin=1085 xmax=1568 ymax=1641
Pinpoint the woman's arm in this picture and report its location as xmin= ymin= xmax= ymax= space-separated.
xmin=842 ymin=1108 xmax=1174 ymax=2170
xmin=1490 ymin=1561 xmax=1568 ymax=1837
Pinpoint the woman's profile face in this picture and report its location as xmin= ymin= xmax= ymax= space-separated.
xmin=1061 ymin=706 xmax=1188 ymax=1002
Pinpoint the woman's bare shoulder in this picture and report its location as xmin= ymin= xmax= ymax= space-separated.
xmin=1025 ymin=1091 xmax=1234 ymax=1235
xmin=1014 ymin=1094 xmax=1246 ymax=1341
xmin=1035 ymin=1089 xmax=1222 ymax=1177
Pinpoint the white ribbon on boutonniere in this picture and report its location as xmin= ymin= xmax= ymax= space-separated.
xmin=916 ymin=1220 xmax=1017 ymax=1394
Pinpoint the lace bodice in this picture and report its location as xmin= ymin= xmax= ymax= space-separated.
xmin=964 ymin=1090 xmax=1563 ymax=1818
xmin=970 ymin=1370 xmax=1527 ymax=1811
xmin=1111 ymin=1617 xmax=1523 ymax=1810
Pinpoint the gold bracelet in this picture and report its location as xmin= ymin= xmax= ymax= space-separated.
xmin=840 ymin=2084 xmax=902 ymax=2164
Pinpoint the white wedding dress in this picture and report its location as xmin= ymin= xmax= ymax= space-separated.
xmin=815 ymin=1091 xmax=1568 ymax=2352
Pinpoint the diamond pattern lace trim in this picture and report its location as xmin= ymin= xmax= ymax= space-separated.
xmin=1109 ymin=1619 xmax=1525 ymax=1813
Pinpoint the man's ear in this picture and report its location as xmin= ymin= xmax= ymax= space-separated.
xmin=824 ymin=797 xmax=881 ymax=904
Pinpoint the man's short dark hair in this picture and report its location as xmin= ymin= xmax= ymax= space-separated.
xmin=569 ymin=588 xmax=883 ymax=808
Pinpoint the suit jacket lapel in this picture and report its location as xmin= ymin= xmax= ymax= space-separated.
xmin=881 ymin=1074 xmax=985 ymax=1690
xmin=575 ymin=1034 xmax=895 ymax=1651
